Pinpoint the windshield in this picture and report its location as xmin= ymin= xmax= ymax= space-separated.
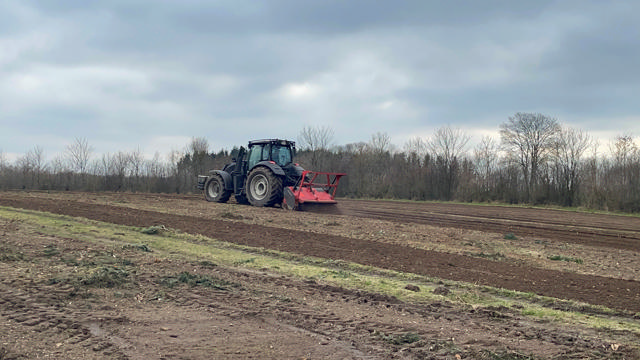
xmin=271 ymin=145 xmax=292 ymax=166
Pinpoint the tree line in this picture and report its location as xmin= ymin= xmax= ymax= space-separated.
xmin=1 ymin=113 xmax=639 ymax=213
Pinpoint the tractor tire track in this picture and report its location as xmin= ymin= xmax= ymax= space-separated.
xmin=0 ymin=279 xmax=129 ymax=359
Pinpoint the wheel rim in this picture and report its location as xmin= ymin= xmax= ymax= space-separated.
xmin=207 ymin=180 xmax=220 ymax=198
xmin=250 ymin=174 xmax=268 ymax=201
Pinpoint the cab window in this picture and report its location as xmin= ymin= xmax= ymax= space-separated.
xmin=272 ymin=146 xmax=292 ymax=166
xmin=262 ymin=144 xmax=271 ymax=161
xmin=247 ymin=144 xmax=263 ymax=169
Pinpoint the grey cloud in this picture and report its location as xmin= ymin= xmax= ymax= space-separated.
xmin=1 ymin=0 xmax=639 ymax=158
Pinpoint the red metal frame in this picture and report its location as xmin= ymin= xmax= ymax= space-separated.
xmin=291 ymin=170 xmax=346 ymax=204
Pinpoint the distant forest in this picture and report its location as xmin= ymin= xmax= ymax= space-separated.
xmin=2 ymin=113 xmax=639 ymax=213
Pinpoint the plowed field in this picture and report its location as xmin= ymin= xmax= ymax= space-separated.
xmin=1 ymin=191 xmax=639 ymax=359
xmin=338 ymin=199 xmax=640 ymax=251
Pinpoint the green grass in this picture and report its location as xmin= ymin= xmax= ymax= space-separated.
xmin=233 ymin=257 xmax=256 ymax=265
xmin=324 ymin=269 xmax=354 ymax=279
xmin=380 ymin=332 xmax=421 ymax=345
xmin=220 ymin=211 xmax=245 ymax=220
xmin=79 ymin=266 xmax=131 ymax=288
xmin=122 ymin=243 xmax=152 ymax=252
xmin=470 ymin=251 xmax=506 ymax=260
xmin=0 ymin=245 xmax=24 ymax=261
xmin=197 ymin=260 xmax=218 ymax=268
xmin=140 ymin=225 xmax=166 ymax=235
xmin=548 ymin=255 xmax=584 ymax=264
xmin=43 ymin=244 xmax=59 ymax=257
xmin=160 ymin=271 xmax=240 ymax=290
xmin=48 ymin=266 xmax=132 ymax=289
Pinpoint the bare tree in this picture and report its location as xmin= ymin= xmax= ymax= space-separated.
xmin=0 ymin=149 xmax=8 ymax=189
xmin=608 ymin=134 xmax=640 ymax=210
xmin=609 ymin=134 xmax=638 ymax=176
xmin=65 ymin=137 xmax=93 ymax=174
xmin=580 ymin=140 xmax=603 ymax=209
xmin=167 ymin=149 xmax=183 ymax=193
xmin=188 ymin=137 xmax=210 ymax=181
xmin=167 ymin=149 xmax=181 ymax=175
xmin=427 ymin=126 xmax=470 ymax=200
xmin=403 ymin=136 xmax=427 ymax=159
xmin=18 ymin=146 xmax=47 ymax=189
xmin=401 ymin=137 xmax=429 ymax=199
xmin=551 ymin=127 xmax=594 ymax=206
xmin=30 ymin=146 xmax=46 ymax=176
xmin=189 ymin=137 xmax=209 ymax=155
xmin=500 ymin=113 xmax=561 ymax=202
xmin=50 ymin=154 xmax=74 ymax=190
xmin=0 ymin=149 xmax=6 ymax=170
xmin=97 ymin=154 xmax=113 ymax=176
xmin=298 ymin=125 xmax=335 ymax=169
xmin=474 ymin=136 xmax=499 ymax=194
xmin=50 ymin=155 xmax=68 ymax=172
xmin=95 ymin=153 xmax=114 ymax=189
xmin=369 ymin=132 xmax=393 ymax=154
xmin=427 ymin=126 xmax=470 ymax=166
xmin=146 ymin=151 xmax=165 ymax=178
xmin=144 ymin=151 xmax=168 ymax=192
xmin=129 ymin=147 xmax=145 ymax=191
xmin=112 ymin=151 xmax=131 ymax=191
xmin=298 ymin=125 xmax=335 ymax=151
xmin=355 ymin=133 xmax=393 ymax=197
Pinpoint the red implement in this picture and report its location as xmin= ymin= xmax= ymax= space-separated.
xmin=283 ymin=170 xmax=346 ymax=210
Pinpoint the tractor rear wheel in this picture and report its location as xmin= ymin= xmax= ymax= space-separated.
xmin=204 ymin=175 xmax=231 ymax=203
xmin=246 ymin=167 xmax=283 ymax=207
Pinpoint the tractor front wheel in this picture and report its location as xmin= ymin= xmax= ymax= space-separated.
xmin=204 ymin=175 xmax=231 ymax=203
xmin=246 ymin=167 xmax=283 ymax=207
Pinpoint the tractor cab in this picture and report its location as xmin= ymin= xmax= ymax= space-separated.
xmin=246 ymin=139 xmax=294 ymax=169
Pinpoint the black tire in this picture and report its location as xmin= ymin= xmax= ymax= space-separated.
xmin=204 ymin=175 xmax=231 ymax=203
xmin=246 ymin=167 xmax=283 ymax=207
xmin=234 ymin=193 xmax=250 ymax=205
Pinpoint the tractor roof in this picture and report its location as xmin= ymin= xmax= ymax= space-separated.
xmin=248 ymin=139 xmax=295 ymax=148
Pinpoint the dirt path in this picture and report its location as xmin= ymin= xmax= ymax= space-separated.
xmin=2 ymin=193 xmax=640 ymax=313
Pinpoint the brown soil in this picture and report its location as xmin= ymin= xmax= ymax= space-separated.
xmin=1 ymin=191 xmax=639 ymax=359
xmin=337 ymin=199 xmax=640 ymax=251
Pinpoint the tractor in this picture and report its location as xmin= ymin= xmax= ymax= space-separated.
xmin=197 ymin=139 xmax=345 ymax=210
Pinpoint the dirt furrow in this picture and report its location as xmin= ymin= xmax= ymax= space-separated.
xmin=340 ymin=199 xmax=640 ymax=234
xmin=337 ymin=201 xmax=640 ymax=251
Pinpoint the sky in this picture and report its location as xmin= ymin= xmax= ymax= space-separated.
xmin=1 ymin=0 xmax=639 ymax=162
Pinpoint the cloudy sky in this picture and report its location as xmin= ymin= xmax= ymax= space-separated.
xmin=1 ymin=0 xmax=639 ymax=161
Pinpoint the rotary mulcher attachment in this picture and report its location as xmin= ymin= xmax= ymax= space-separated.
xmin=283 ymin=170 xmax=346 ymax=211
